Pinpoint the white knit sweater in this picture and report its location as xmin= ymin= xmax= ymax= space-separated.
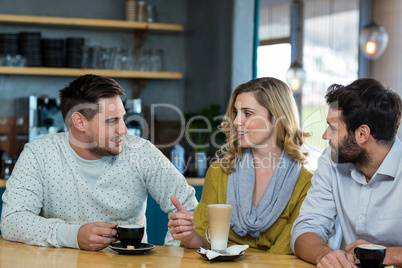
xmin=0 ymin=132 xmax=197 ymax=248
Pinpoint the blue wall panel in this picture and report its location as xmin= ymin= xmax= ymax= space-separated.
xmin=145 ymin=185 xmax=203 ymax=246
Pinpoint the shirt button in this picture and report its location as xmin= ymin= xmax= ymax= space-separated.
xmin=364 ymin=185 xmax=369 ymax=189
xmin=359 ymin=214 xmax=365 ymax=220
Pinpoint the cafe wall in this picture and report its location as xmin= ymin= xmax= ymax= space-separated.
xmin=0 ymin=0 xmax=254 ymax=121
xmin=368 ymin=0 xmax=402 ymax=139
xmin=0 ymin=0 xmax=187 ymax=121
xmin=184 ymin=0 xmax=255 ymax=114
xmin=370 ymin=0 xmax=402 ymax=96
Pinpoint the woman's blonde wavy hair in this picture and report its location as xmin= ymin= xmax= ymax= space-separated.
xmin=217 ymin=77 xmax=310 ymax=174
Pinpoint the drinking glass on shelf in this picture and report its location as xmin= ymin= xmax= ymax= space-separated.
xmin=101 ymin=47 xmax=112 ymax=69
xmin=1 ymin=54 xmax=27 ymax=67
xmin=109 ymin=47 xmax=120 ymax=70
xmin=139 ymin=49 xmax=152 ymax=71
xmin=147 ymin=5 xmax=156 ymax=23
xmin=90 ymin=46 xmax=102 ymax=69
xmin=137 ymin=1 xmax=147 ymax=22
xmin=16 ymin=55 xmax=27 ymax=67
xmin=5 ymin=54 xmax=14 ymax=66
xmin=130 ymin=49 xmax=141 ymax=70
xmin=150 ymin=49 xmax=163 ymax=72
xmin=120 ymin=48 xmax=129 ymax=70
xmin=81 ymin=46 xmax=102 ymax=69
xmin=81 ymin=46 xmax=90 ymax=68
xmin=111 ymin=47 xmax=128 ymax=70
xmin=125 ymin=48 xmax=136 ymax=70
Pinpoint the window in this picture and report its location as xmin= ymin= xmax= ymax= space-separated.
xmin=256 ymin=0 xmax=359 ymax=171
xmin=301 ymin=0 xmax=359 ymax=170
xmin=257 ymin=43 xmax=291 ymax=81
xmin=257 ymin=2 xmax=291 ymax=84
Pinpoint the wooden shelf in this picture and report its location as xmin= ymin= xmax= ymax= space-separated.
xmin=0 ymin=67 xmax=183 ymax=79
xmin=0 ymin=14 xmax=183 ymax=79
xmin=0 ymin=14 xmax=183 ymax=32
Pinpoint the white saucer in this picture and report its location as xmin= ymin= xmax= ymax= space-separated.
xmin=108 ymin=242 xmax=154 ymax=254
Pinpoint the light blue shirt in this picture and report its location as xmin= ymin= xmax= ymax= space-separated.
xmin=291 ymin=138 xmax=402 ymax=251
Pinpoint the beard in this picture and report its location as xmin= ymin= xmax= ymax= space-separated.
xmin=87 ymin=130 xmax=123 ymax=157
xmin=88 ymin=145 xmax=119 ymax=157
xmin=330 ymin=132 xmax=370 ymax=166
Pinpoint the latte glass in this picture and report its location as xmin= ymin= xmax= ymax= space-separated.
xmin=206 ymin=204 xmax=232 ymax=252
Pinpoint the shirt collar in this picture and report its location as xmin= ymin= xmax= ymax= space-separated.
xmin=375 ymin=137 xmax=402 ymax=178
xmin=345 ymin=137 xmax=402 ymax=182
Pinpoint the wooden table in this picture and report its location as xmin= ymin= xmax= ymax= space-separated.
xmin=0 ymin=236 xmax=314 ymax=267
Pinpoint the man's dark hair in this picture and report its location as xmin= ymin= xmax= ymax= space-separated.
xmin=59 ymin=74 xmax=125 ymax=126
xmin=325 ymin=78 xmax=402 ymax=142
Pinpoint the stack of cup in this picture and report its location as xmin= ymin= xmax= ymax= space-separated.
xmin=125 ymin=0 xmax=137 ymax=21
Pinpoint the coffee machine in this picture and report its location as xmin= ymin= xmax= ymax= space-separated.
xmin=124 ymin=98 xmax=143 ymax=137
xmin=14 ymin=96 xmax=65 ymax=155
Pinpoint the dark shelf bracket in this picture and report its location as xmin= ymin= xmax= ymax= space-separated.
xmin=131 ymin=79 xmax=146 ymax=99
xmin=133 ymin=30 xmax=148 ymax=49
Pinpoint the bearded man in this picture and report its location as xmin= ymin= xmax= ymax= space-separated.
xmin=291 ymin=78 xmax=402 ymax=267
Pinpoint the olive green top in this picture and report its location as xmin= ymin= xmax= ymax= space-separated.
xmin=193 ymin=161 xmax=313 ymax=254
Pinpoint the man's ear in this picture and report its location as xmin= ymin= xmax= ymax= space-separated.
xmin=355 ymin=124 xmax=371 ymax=144
xmin=71 ymin=112 xmax=86 ymax=131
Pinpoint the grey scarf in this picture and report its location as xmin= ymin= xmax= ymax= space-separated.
xmin=227 ymin=149 xmax=301 ymax=238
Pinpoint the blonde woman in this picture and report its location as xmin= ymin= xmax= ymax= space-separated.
xmin=168 ymin=77 xmax=313 ymax=254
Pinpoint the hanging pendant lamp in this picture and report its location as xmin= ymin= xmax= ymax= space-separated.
xmin=286 ymin=61 xmax=306 ymax=91
xmin=359 ymin=20 xmax=389 ymax=60
xmin=287 ymin=0 xmax=306 ymax=93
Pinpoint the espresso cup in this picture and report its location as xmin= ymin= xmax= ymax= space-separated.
xmin=206 ymin=204 xmax=232 ymax=252
xmin=354 ymin=244 xmax=386 ymax=268
xmin=116 ymin=224 xmax=144 ymax=249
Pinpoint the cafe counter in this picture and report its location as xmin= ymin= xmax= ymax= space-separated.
xmin=0 ymin=236 xmax=315 ymax=268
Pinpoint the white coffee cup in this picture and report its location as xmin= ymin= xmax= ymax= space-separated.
xmin=206 ymin=204 xmax=232 ymax=252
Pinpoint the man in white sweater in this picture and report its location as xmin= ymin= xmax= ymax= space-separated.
xmin=0 ymin=74 xmax=198 ymax=251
